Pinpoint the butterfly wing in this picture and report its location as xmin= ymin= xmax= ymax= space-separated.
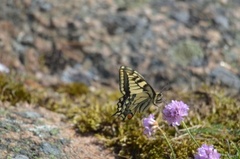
xmin=114 ymin=66 xmax=157 ymax=120
xmin=120 ymin=66 xmax=156 ymax=98
xmin=112 ymin=94 xmax=134 ymax=120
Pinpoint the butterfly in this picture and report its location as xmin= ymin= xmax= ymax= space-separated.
xmin=113 ymin=66 xmax=163 ymax=120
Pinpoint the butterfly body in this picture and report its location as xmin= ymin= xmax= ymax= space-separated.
xmin=113 ymin=66 xmax=163 ymax=120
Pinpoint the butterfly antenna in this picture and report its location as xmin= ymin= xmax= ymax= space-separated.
xmin=160 ymin=81 xmax=170 ymax=93
xmin=162 ymin=98 xmax=168 ymax=105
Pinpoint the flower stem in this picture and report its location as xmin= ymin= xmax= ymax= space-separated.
xmin=158 ymin=126 xmax=176 ymax=159
xmin=182 ymin=121 xmax=199 ymax=147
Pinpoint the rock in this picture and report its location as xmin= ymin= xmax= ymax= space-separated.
xmin=29 ymin=125 xmax=59 ymax=138
xmin=30 ymin=0 xmax=52 ymax=12
xmin=214 ymin=14 xmax=229 ymax=29
xmin=12 ymin=41 xmax=26 ymax=54
xmin=21 ymin=111 xmax=42 ymax=119
xmin=17 ymin=33 xmax=35 ymax=46
xmin=103 ymin=14 xmax=138 ymax=35
xmin=13 ymin=154 xmax=29 ymax=159
xmin=209 ymin=66 xmax=240 ymax=90
xmin=206 ymin=29 xmax=221 ymax=46
xmin=223 ymin=47 xmax=240 ymax=71
xmin=35 ymin=37 xmax=52 ymax=52
xmin=39 ymin=2 xmax=52 ymax=12
xmin=168 ymin=40 xmax=204 ymax=67
xmin=61 ymin=64 xmax=96 ymax=85
xmin=41 ymin=142 xmax=61 ymax=156
xmin=171 ymin=10 xmax=190 ymax=24
xmin=24 ymin=48 xmax=40 ymax=72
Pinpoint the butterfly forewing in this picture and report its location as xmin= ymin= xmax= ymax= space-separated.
xmin=114 ymin=66 xmax=161 ymax=120
xmin=119 ymin=66 xmax=146 ymax=94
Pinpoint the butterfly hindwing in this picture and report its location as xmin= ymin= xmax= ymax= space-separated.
xmin=113 ymin=94 xmax=135 ymax=120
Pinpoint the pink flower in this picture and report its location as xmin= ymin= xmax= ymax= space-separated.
xmin=162 ymin=100 xmax=189 ymax=126
xmin=143 ymin=114 xmax=158 ymax=137
xmin=194 ymin=144 xmax=221 ymax=159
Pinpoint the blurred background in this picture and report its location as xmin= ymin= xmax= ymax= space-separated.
xmin=0 ymin=0 xmax=240 ymax=95
xmin=1 ymin=0 xmax=240 ymax=158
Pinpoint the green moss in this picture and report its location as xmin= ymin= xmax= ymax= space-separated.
xmin=56 ymin=83 xmax=89 ymax=97
xmin=60 ymin=86 xmax=239 ymax=158
xmin=0 ymin=74 xmax=32 ymax=105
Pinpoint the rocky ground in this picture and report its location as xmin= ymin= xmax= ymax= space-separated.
xmin=0 ymin=0 xmax=240 ymax=158
xmin=0 ymin=101 xmax=114 ymax=159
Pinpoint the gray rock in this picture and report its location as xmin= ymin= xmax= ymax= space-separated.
xmin=0 ymin=120 xmax=20 ymax=132
xmin=13 ymin=154 xmax=29 ymax=159
xmin=21 ymin=111 xmax=42 ymax=119
xmin=214 ymin=15 xmax=229 ymax=29
xmin=12 ymin=41 xmax=26 ymax=54
xmin=39 ymin=2 xmax=52 ymax=12
xmin=29 ymin=125 xmax=59 ymax=138
xmin=103 ymin=14 xmax=138 ymax=35
xmin=171 ymin=10 xmax=190 ymax=24
xmin=41 ymin=142 xmax=61 ymax=156
xmin=31 ymin=0 xmax=52 ymax=12
xmin=61 ymin=64 xmax=96 ymax=85
xmin=19 ymin=34 xmax=34 ymax=46
xmin=209 ymin=66 xmax=240 ymax=90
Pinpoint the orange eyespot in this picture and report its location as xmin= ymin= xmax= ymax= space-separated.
xmin=127 ymin=113 xmax=133 ymax=119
